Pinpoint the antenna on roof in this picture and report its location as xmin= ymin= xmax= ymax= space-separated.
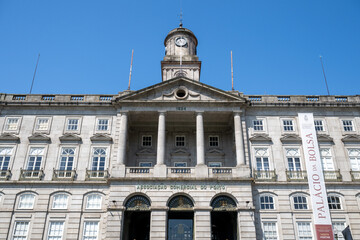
xmin=179 ymin=0 xmax=183 ymax=27
xmin=29 ymin=53 xmax=40 ymax=94
xmin=319 ymin=55 xmax=330 ymax=95
xmin=128 ymin=49 xmax=134 ymax=90
xmin=231 ymin=50 xmax=234 ymax=91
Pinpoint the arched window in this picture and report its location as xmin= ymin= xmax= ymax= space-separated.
xmin=328 ymin=194 xmax=342 ymax=210
xmin=211 ymin=195 xmax=237 ymax=210
xmin=293 ymin=195 xmax=308 ymax=210
xmin=168 ymin=195 xmax=194 ymax=209
xmin=18 ymin=193 xmax=35 ymax=209
xmin=52 ymin=193 xmax=69 ymax=209
xmin=86 ymin=193 xmax=102 ymax=209
xmin=125 ymin=195 xmax=151 ymax=210
xmin=260 ymin=194 xmax=275 ymax=210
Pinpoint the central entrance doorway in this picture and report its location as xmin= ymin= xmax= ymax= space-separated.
xmin=211 ymin=195 xmax=238 ymax=240
xmin=167 ymin=195 xmax=194 ymax=240
xmin=123 ymin=195 xmax=151 ymax=240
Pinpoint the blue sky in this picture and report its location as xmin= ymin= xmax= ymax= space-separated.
xmin=0 ymin=0 xmax=359 ymax=95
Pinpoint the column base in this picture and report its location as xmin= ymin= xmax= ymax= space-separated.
xmin=234 ymin=164 xmax=251 ymax=178
xmin=111 ymin=164 xmax=126 ymax=178
xmin=195 ymin=164 xmax=208 ymax=178
xmin=154 ymin=164 xmax=167 ymax=178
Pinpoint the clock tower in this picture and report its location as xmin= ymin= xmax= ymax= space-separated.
xmin=161 ymin=24 xmax=201 ymax=81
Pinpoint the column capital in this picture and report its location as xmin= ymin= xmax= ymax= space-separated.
xmin=195 ymin=111 xmax=204 ymax=115
xmin=158 ymin=111 xmax=167 ymax=115
xmin=119 ymin=110 xmax=129 ymax=115
xmin=233 ymin=110 xmax=243 ymax=116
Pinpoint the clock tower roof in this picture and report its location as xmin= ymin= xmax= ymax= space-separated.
xmin=164 ymin=25 xmax=198 ymax=47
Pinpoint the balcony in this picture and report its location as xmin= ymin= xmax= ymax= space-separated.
xmin=125 ymin=167 xmax=154 ymax=178
xmin=0 ymin=169 xmax=12 ymax=180
xmin=52 ymin=169 xmax=76 ymax=180
xmin=286 ymin=170 xmax=307 ymax=181
xmin=350 ymin=171 xmax=360 ymax=181
xmin=253 ymin=170 xmax=277 ymax=181
xmin=19 ymin=168 xmax=44 ymax=180
xmin=168 ymin=167 xmax=195 ymax=178
xmin=323 ymin=170 xmax=342 ymax=182
xmin=85 ymin=169 xmax=109 ymax=180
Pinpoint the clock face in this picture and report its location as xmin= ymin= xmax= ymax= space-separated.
xmin=175 ymin=37 xmax=187 ymax=47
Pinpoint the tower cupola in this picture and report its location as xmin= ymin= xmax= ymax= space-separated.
xmin=161 ymin=25 xmax=201 ymax=82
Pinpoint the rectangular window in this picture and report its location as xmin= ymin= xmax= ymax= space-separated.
xmin=83 ymin=221 xmax=99 ymax=240
xmin=175 ymin=135 xmax=185 ymax=147
xmin=320 ymin=148 xmax=334 ymax=171
xmin=86 ymin=194 xmax=102 ymax=209
xmin=286 ymin=148 xmax=301 ymax=171
xmin=59 ymin=148 xmax=75 ymax=171
xmin=342 ymin=120 xmax=354 ymax=132
xmin=66 ymin=118 xmax=79 ymax=131
xmin=142 ymin=135 xmax=152 ymax=147
xmin=174 ymin=162 xmax=187 ymax=167
xmin=18 ymin=194 xmax=35 ymax=209
xmin=208 ymin=162 xmax=222 ymax=167
xmin=262 ymin=222 xmax=277 ymax=240
xmin=209 ymin=135 xmax=219 ymax=147
xmin=332 ymin=222 xmax=346 ymax=240
xmin=314 ymin=120 xmax=324 ymax=131
xmin=139 ymin=162 xmax=152 ymax=167
xmin=27 ymin=147 xmax=45 ymax=171
xmin=5 ymin=117 xmax=20 ymax=131
xmin=255 ymin=148 xmax=270 ymax=170
xmin=348 ymin=148 xmax=360 ymax=170
xmin=297 ymin=222 xmax=313 ymax=240
xmin=12 ymin=221 xmax=29 ymax=240
xmin=283 ymin=120 xmax=294 ymax=131
xmin=52 ymin=194 xmax=68 ymax=209
xmin=96 ymin=119 xmax=109 ymax=131
xmin=328 ymin=196 xmax=341 ymax=209
xmin=0 ymin=147 xmax=13 ymax=172
xmin=293 ymin=195 xmax=308 ymax=210
xmin=260 ymin=195 xmax=274 ymax=209
xmin=35 ymin=118 xmax=50 ymax=131
xmin=47 ymin=221 xmax=64 ymax=240
xmin=91 ymin=148 xmax=106 ymax=171
xmin=253 ymin=120 xmax=264 ymax=131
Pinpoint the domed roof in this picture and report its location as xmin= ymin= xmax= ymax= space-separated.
xmin=164 ymin=25 xmax=198 ymax=46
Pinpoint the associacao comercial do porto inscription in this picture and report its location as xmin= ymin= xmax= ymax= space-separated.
xmin=136 ymin=184 xmax=225 ymax=191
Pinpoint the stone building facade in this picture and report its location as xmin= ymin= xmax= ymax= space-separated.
xmin=0 ymin=25 xmax=359 ymax=240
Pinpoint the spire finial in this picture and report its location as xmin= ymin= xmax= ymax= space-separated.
xmin=179 ymin=0 xmax=183 ymax=27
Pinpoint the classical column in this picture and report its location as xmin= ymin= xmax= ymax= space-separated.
xmin=234 ymin=112 xmax=245 ymax=166
xmin=194 ymin=209 xmax=212 ymax=240
xmin=196 ymin=111 xmax=205 ymax=165
xmin=117 ymin=112 xmax=128 ymax=165
xmin=156 ymin=111 xmax=166 ymax=165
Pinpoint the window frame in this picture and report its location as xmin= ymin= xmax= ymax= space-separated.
xmin=208 ymin=162 xmax=222 ymax=167
xmin=332 ymin=221 xmax=346 ymax=240
xmin=253 ymin=118 xmax=266 ymax=132
xmin=18 ymin=193 xmax=36 ymax=209
xmin=33 ymin=116 xmax=52 ymax=134
xmin=25 ymin=146 xmax=47 ymax=171
xmin=175 ymin=135 xmax=186 ymax=147
xmin=282 ymin=118 xmax=296 ymax=132
xmin=261 ymin=221 xmax=278 ymax=240
xmin=314 ymin=119 xmax=326 ymax=132
xmin=259 ymin=194 xmax=275 ymax=210
xmin=0 ymin=146 xmax=15 ymax=172
xmin=95 ymin=117 xmax=111 ymax=133
xmin=3 ymin=116 xmax=22 ymax=134
xmin=47 ymin=221 xmax=65 ymax=240
xmin=285 ymin=148 xmax=302 ymax=171
xmin=139 ymin=162 xmax=152 ymax=167
xmin=82 ymin=221 xmax=99 ymax=240
xmin=52 ymin=193 xmax=69 ymax=210
xmin=320 ymin=148 xmax=335 ymax=171
xmin=89 ymin=147 xmax=108 ymax=171
xmin=296 ymin=221 xmax=313 ymax=240
xmin=64 ymin=117 xmax=82 ymax=134
xmin=174 ymin=162 xmax=187 ymax=167
xmin=12 ymin=221 xmax=30 ymax=240
xmin=85 ymin=193 xmax=103 ymax=210
xmin=208 ymin=135 xmax=220 ymax=148
xmin=342 ymin=119 xmax=355 ymax=133
xmin=292 ymin=194 xmax=309 ymax=210
xmin=327 ymin=194 xmax=342 ymax=210
xmin=57 ymin=147 xmax=77 ymax=171
xmin=347 ymin=148 xmax=360 ymax=171
xmin=254 ymin=147 xmax=272 ymax=171
xmin=141 ymin=135 xmax=152 ymax=147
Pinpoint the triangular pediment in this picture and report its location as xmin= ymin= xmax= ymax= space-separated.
xmin=249 ymin=134 xmax=272 ymax=143
xmin=59 ymin=133 xmax=82 ymax=143
xmin=317 ymin=134 xmax=334 ymax=143
xmin=170 ymin=148 xmax=191 ymax=156
xmin=136 ymin=148 xmax=156 ymax=156
xmin=28 ymin=133 xmax=51 ymax=143
xmin=280 ymin=134 xmax=302 ymax=143
xmin=90 ymin=133 xmax=113 ymax=143
xmin=115 ymin=77 xmax=246 ymax=102
xmin=342 ymin=134 xmax=360 ymax=143
xmin=0 ymin=133 xmax=20 ymax=143
xmin=206 ymin=148 xmax=225 ymax=156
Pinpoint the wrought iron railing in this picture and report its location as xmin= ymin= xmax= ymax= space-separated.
xmin=323 ymin=170 xmax=342 ymax=182
xmin=350 ymin=171 xmax=360 ymax=181
xmin=85 ymin=169 xmax=109 ymax=180
xmin=19 ymin=168 xmax=44 ymax=180
xmin=253 ymin=170 xmax=277 ymax=181
xmin=286 ymin=170 xmax=307 ymax=181
xmin=53 ymin=169 xmax=76 ymax=180
xmin=0 ymin=169 xmax=12 ymax=180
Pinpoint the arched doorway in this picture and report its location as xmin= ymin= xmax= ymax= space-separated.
xmin=167 ymin=195 xmax=194 ymax=240
xmin=122 ymin=195 xmax=151 ymax=240
xmin=211 ymin=195 xmax=238 ymax=240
